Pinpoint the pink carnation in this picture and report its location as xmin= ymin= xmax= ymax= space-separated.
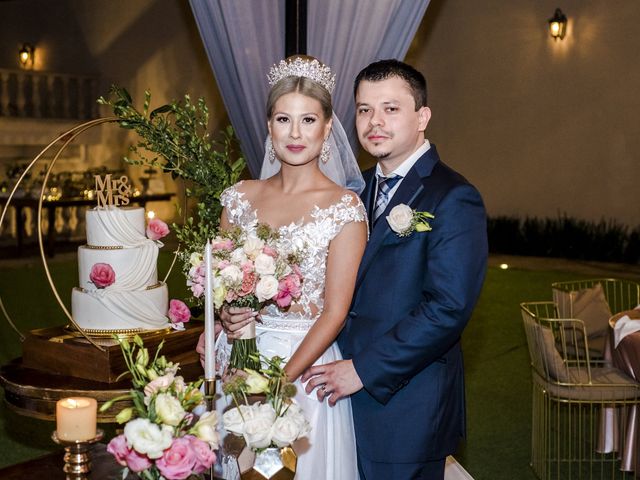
xmin=89 ymin=263 xmax=115 ymax=288
xmin=156 ymin=436 xmax=198 ymax=480
xmin=168 ymin=299 xmax=191 ymax=324
xmin=146 ymin=218 xmax=170 ymax=241
xmin=212 ymin=239 xmax=234 ymax=251
xmin=262 ymin=245 xmax=278 ymax=258
xmin=187 ymin=435 xmax=216 ymax=474
xmin=239 ymin=271 xmax=257 ymax=297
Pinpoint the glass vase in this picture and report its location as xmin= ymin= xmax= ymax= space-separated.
xmin=238 ymin=446 xmax=297 ymax=480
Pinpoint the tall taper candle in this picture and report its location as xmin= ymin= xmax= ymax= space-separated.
xmin=204 ymin=239 xmax=215 ymax=379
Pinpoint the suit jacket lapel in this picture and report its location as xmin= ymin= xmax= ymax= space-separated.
xmin=355 ymin=146 xmax=440 ymax=289
xmin=360 ymin=169 xmax=376 ymax=228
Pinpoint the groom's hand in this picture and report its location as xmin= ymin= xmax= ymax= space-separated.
xmin=219 ymin=306 xmax=259 ymax=339
xmin=301 ymin=360 xmax=364 ymax=407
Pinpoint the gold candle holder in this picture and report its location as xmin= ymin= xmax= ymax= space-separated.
xmin=52 ymin=429 xmax=104 ymax=479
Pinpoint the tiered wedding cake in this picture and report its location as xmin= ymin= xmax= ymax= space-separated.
xmin=71 ymin=206 xmax=170 ymax=333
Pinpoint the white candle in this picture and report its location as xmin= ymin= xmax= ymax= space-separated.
xmin=204 ymin=240 xmax=215 ymax=379
xmin=56 ymin=397 xmax=97 ymax=441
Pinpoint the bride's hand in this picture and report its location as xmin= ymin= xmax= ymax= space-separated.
xmin=220 ymin=306 xmax=259 ymax=340
xmin=195 ymin=323 xmax=223 ymax=368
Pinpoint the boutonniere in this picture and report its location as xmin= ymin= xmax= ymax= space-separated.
xmin=387 ymin=204 xmax=435 ymax=237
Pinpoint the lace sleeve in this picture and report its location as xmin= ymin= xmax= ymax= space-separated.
xmin=324 ymin=194 xmax=368 ymax=242
xmin=220 ymin=181 xmax=250 ymax=227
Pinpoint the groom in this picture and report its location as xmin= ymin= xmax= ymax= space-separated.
xmin=302 ymin=59 xmax=488 ymax=479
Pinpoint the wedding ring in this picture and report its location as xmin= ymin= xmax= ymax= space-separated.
xmin=320 ymin=384 xmax=326 ymax=392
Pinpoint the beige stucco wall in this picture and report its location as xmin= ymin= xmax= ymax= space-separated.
xmin=407 ymin=0 xmax=640 ymax=227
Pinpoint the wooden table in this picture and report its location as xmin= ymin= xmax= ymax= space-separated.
xmin=1 ymin=193 xmax=174 ymax=257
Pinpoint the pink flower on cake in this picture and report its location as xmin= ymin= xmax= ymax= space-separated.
xmin=156 ymin=436 xmax=198 ymax=480
xmin=146 ymin=218 xmax=170 ymax=241
xmin=168 ymin=299 xmax=191 ymax=324
xmin=89 ymin=263 xmax=115 ymax=288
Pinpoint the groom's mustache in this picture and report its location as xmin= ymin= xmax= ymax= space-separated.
xmin=362 ymin=127 xmax=392 ymax=140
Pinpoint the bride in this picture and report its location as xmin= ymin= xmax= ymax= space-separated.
xmin=205 ymin=56 xmax=367 ymax=479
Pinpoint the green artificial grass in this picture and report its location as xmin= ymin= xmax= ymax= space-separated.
xmin=0 ymin=254 xmax=628 ymax=477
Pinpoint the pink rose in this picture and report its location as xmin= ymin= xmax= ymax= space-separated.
xmin=168 ymin=299 xmax=191 ymax=324
xmin=275 ymin=274 xmax=302 ymax=308
xmin=107 ymin=434 xmax=130 ymax=467
xmin=146 ymin=218 xmax=170 ymax=241
xmin=125 ymin=449 xmax=153 ymax=473
xmin=89 ymin=263 xmax=115 ymax=288
xmin=262 ymin=245 xmax=278 ymax=258
xmin=156 ymin=436 xmax=198 ymax=480
xmin=187 ymin=435 xmax=216 ymax=474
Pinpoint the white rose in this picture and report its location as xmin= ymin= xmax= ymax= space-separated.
xmin=243 ymin=237 xmax=265 ymax=259
xmin=220 ymin=264 xmax=243 ymax=285
xmin=243 ymin=413 xmax=275 ymax=450
xmin=230 ymin=248 xmax=248 ymax=264
xmin=254 ymin=253 xmax=276 ymax=276
xmin=255 ymin=275 xmax=279 ymax=302
xmin=285 ymin=404 xmax=311 ymax=437
xmin=191 ymin=411 xmax=220 ymax=449
xmin=255 ymin=403 xmax=277 ymax=423
xmin=189 ymin=251 xmax=203 ymax=267
xmin=124 ymin=418 xmax=173 ymax=459
xmin=270 ymin=415 xmax=302 ymax=447
xmin=223 ymin=405 xmax=252 ymax=435
xmin=155 ymin=392 xmax=186 ymax=426
xmin=386 ymin=204 xmax=414 ymax=233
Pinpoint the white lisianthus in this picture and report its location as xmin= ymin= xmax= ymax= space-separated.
xmin=270 ymin=415 xmax=302 ymax=447
xmin=255 ymin=275 xmax=279 ymax=301
xmin=191 ymin=411 xmax=220 ymax=449
xmin=189 ymin=251 xmax=203 ymax=267
xmin=124 ymin=417 xmax=173 ymax=459
xmin=245 ymin=369 xmax=269 ymax=394
xmin=143 ymin=373 xmax=175 ymax=398
xmin=230 ymin=248 xmax=248 ymax=264
xmin=155 ymin=392 xmax=186 ymax=426
xmin=386 ymin=204 xmax=414 ymax=234
xmin=243 ymin=236 xmax=265 ymax=259
xmin=254 ymin=253 xmax=276 ymax=276
xmin=213 ymin=285 xmax=226 ymax=309
xmin=220 ymin=264 xmax=243 ymax=285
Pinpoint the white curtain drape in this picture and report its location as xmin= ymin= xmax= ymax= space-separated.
xmin=189 ymin=0 xmax=430 ymax=176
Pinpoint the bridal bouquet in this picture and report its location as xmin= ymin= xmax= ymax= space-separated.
xmin=186 ymin=224 xmax=305 ymax=370
xmin=101 ymin=335 xmax=219 ymax=480
xmin=222 ymin=354 xmax=310 ymax=451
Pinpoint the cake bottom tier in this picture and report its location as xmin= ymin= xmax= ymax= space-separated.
xmin=71 ymin=283 xmax=169 ymax=332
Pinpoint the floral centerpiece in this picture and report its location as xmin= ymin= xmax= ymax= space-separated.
xmin=222 ymin=354 xmax=310 ymax=452
xmin=187 ymin=224 xmax=305 ymax=370
xmin=98 ymin=87 xmax=246 ymax=313
xmin=101 ymin=335 xmax=219 ymax=480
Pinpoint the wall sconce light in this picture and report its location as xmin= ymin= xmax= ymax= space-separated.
xmin=548 ymin=8 xmax=567 ymax=40
xmin=18 ymin=43 xmax=35 ymax=68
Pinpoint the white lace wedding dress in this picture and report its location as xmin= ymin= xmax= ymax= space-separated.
xmin=215 ymin=182 xmax=365 ymax=480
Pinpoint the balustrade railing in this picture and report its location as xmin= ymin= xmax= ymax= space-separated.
xmin=0 ymin=69 xmax=99 ymax=120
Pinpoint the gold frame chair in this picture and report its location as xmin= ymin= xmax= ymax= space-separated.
xmin=521 ymin=301 xmax=640 ymax=479
xmin=552 ymin=279 xmax=640 ymax=318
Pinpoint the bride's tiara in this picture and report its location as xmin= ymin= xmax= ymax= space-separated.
xmin=267 ymin=57 xmax=336 ymax=94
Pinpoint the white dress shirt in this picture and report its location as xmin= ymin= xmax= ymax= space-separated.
xmin=374 ymin=139 xmax=431 ymax=203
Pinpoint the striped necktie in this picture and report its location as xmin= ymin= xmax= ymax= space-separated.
xmin=373 ymin=174 xmax=402 ymax=221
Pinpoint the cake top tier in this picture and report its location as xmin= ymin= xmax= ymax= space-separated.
xmin=86 ymin=206 xmax=148 ymax=247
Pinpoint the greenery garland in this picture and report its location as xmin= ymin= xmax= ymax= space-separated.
xmin=98 ymin=86 xmax=246 ymax=306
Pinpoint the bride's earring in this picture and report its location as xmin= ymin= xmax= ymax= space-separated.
xmin=320 ymin=140 xmax=330 ymax=164
xmin=267 ymin=136 xmax=277 ymax=163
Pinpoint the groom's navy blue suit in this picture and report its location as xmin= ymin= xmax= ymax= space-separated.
xmin=338 ymin=144 xmax=487 ymax=473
